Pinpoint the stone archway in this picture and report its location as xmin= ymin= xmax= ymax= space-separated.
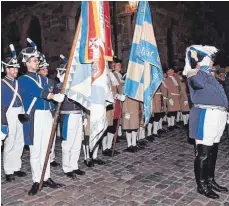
xmin=27 ymin=16 xmax=42 ymax=51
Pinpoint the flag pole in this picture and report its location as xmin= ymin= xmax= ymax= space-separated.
xmin=38 ymin=16 xmax=82 ymax=191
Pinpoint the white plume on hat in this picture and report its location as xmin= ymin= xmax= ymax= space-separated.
xmin=19 ymin=38 xmax=40 ymax=63
xmin=183 ymin=45 xmax=218 ymax=76
xmin=1 ymin=44 xmax=20 ymax=72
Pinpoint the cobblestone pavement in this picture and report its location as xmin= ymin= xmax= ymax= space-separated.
xmin=1 ymin=126 xmax=229 ymax=206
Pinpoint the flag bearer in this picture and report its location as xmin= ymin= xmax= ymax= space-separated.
xmin=18 ymin=38 xmax=65 ymax=195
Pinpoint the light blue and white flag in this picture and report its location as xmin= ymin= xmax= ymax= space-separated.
xmin=65 ymin=25 xmax=92 ymax=110
xmin=123 ymin=1 xmax=163 ymax=124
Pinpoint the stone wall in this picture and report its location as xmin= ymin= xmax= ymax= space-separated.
xmin=2 ymin=1 xmax=223 ymax=72
xmin=2 ymin=1 xmax=81 ymax=70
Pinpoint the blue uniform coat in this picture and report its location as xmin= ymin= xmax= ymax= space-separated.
xmin=188 ymin=70 xmax=228 ymax=140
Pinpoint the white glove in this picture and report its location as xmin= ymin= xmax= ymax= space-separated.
xmin=169 ymin=99 xmax=174 ymax=106
xmin=117 ymin=94 xmax=126 ymax=102
xmin=53 ymin=93 xmax=65 ymax=103
xmin=184 ymin=101 xmax=188 ymax=106
xmin=1 ymin=131 xmax=7 ymax=141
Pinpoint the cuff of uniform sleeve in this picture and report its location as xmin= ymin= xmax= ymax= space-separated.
xmin=187 ymin=69 xmax=199 ymax=78
xmin=41 ymin=90 xmax=50 ymax=99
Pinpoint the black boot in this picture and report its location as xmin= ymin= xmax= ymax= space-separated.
xmin=5 ymin=174 xmax=15 ymax=182
xmin=14 ymin=171 xmax=27 ymax=177
xmin=50 ymin=161 xmax=60 ymax=167
xmin=93 ymin=158 xmax=106 ymax=165
xmin=102 ymin=149 xmax=110 ymax=156
xmin=146 ymin=135 xmax=155 ymax=142
xmin=73 ymin=169 xmax=85 ymax=176
xmin=65 ymin=172 xmax=77 ymax=179
xmin=124 ymin=146 xmax=135 ymax=153
xmin=208 ymin=143 xmax=228 ymax=192
xmin=43 ymin=178 xmax=65 ymax=188
xmin=168 ymin=126 xmax=173 ymax=131
xmin=84 ymin=158 xmax=94 ymax=167
xmin=138 ymin=139 xmax=147 ymax=146
xmin=194 ymin=144 xmax=219 ymax=199
xmin=136 ymin=144 xmax=145 ymax=150
xmin=152 ymin=134 xmax=161 ymax=138
xmin=157 ymin=129 xmax=162 ymax=134
xmin=28 ymin=182 xmax=40 ymax=196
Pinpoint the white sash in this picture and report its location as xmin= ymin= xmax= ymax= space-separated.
xmin=169 ymin=76 xmax=178 ymax=86
xmin=23 ymin=75 xmax=42 ymax=114
xmin=161 ymin=80 xmax=167 ymax=88
xmin=2 ymin=79 xmax=19 ymax=116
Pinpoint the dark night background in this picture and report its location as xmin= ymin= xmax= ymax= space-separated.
xmin=1 ymin=1 xmax=229 ymax=65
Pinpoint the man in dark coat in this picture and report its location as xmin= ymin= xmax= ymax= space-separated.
xmin=183 ymin=45 xmax=228 ymax=199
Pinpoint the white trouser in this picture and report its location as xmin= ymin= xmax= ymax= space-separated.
xmin=102 ymin=132 xmax=113 ymax=150
xmin=196 ymin=109 xmax=227 ymax=146
xmin=56 ymin=122 xmax=61 ymax=137
xmin=118 ymin=125 xmax=122 ymax=136
xmin=167 ymin=117 xmax=171 ymax=127
xmin=147 ymin=123 xmax=152 ymax=136
xmin=186 ymin=114 xmax=189 ymax=123
xmin=139 ymin=127 xmax=145 ymax=140
xmin=4 ymin=107 xmax=24 ymax=175
xmin=107 ymin=132 xmax=114 ymax=149
xmin=92 ymin=131 xmax=105 ymax=159
xmin=50 ymin=133 xmax=56 ymax=163
xmin=29 ymin=110 xmax=52 ymax=182
xmin=62 ymin=113 xmax=83 ymax=173
xmin=163 ymin=115 xmax=167 ymax=122
xmin=176 ymin=111 xmax=182 ymax=122
xmin=171 ymin=116 xmax=175 ymax=126
xmin=82 ymin=144 xmax=90 ymax=160
xmin=153 ymin=122 xmax=159 ymax=135
xmin=131 ymin=131 xmax=137 ymax=146
xmin=102 ymin=134 xmax=108 ymax=151
xmin=183 ymin=114 xmax=189 ymax=125
xmin=126 ymin=132 xmax=132 ymax=147
xmin=158 ymin=118 xmax=163 ymax=130
xmin=125 ymin=131 xmax=137 ymax=147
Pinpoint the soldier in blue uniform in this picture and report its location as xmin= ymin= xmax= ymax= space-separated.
xmin=56 ymin=55 xmax=86 ymax=179
xmin=18 ymin=38 xmax=65 ymax=195
xmin=183 ymin=45 xmax=228 ymax=199
xmin=38 ymin=53 xmax=60 ymax=168
xmin=1 ymin=44 xmax=26 ymax=182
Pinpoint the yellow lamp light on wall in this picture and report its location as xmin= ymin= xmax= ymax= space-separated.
xmin=128 ymin=1 xmax=138 ymax=12
xmin=125 ymin=1 xmax=138 ymax=13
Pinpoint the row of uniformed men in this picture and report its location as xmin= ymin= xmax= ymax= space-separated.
xmin=1 ymin=38 xmax=190 ymax=196
xmin=1 ymin=39 xmax=94 ymax=196
xmin=101 ymin=62 xmax=191 ymax=155
xmin=0 ymin=40 xmax=146 ymax=196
